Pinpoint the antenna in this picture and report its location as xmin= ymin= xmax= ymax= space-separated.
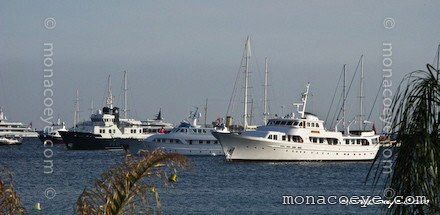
xmin=106 ymin=75 xmax=113 ymax=109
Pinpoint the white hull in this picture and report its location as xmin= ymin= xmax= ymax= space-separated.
xmin=131 ymin=141 xmax=223 ymax=156
xmin=0 ymin=137 xmax=22 ymax=145
xmin=214 ymin=132 xmax=379 ymax=161
xmin=0 ymin=131 xmax=38 ymax=138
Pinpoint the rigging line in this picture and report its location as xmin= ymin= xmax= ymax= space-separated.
xmin=330 ymin=85 xmax=344 ymax=128
xmin=367 ymin=77 xmax=385 ymax=121
xmin=325 ymin=67 xmax=344 ymax=124
xmin=226 ymin=47 xmax=246 ymax=116
xmin=334 ymin=58 xmax=362 ymax=124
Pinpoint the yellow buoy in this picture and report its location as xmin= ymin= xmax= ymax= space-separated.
xmin=168 ymin=173 xmax=177 ymax=182
xmin=35 ymin=203 xmax=42 ymax=211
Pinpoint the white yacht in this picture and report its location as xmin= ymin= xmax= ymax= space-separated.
xmin=213 ymin=83 xmax=380 ymax=161
xmin=130 ymin=108 xmax=226 ymax=156
xmin=61 ymin=75 xmax=172 ymax=150
xmin=0 ymin=107 xmax=38 ymax=138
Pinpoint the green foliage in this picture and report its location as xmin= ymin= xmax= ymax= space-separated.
xmin=370 ymin=64 xmax=440 ymax=214
xmin=76 ymin=149 xmax=190 ymax=215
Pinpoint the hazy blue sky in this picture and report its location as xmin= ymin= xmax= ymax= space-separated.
xmin=1 ymin=1 xmax=440 ymax=130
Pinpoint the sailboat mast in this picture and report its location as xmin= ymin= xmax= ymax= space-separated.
xmin=73 ymin=89 xmax=80 ymax=127
xmin=123 ymin=71 xmax=128 ymax=118
xmin=243 ymin=36 xmax=251 ymax=130
xmin=263 ymin=57 xmax=269 ymax=124
xmin=89 ymin=100 xmax=94 ymax=115
xmin=359 ymin=55 xmax=364 ymax=130
xmin=343 ymin=64 xmax=347 ymax=133
xmin=437 ymin=43 xmax=440 ymax=70
xmin=204 ymin=98 xmax=208 ymax=127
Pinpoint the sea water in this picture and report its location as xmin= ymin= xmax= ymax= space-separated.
xmin=0 ymin=139 xmax=383 ymax=214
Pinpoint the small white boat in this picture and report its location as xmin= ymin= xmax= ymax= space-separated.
xmin=0 ymin=136 xmax=23 ymax=145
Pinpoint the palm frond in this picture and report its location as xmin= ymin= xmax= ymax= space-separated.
xmin=0 ymin=166 xmax=26 ymax=215
xmin=369 ymin=64 xmax=440 ymax=214
xmin=76 ymin=149 xmax=189 ymax=215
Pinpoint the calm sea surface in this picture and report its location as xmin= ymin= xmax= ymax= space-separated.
xmin=0 ymin=138 xmax=385 ymax=214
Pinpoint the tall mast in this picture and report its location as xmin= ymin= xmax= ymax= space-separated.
xmin=437 ymin=43 xmax=440 ymax=71
xmin=359 ymin=55 xmax=364 ymax=130
xmin=73 ymin=89 xmax=80 ymax=127
xmin=263 ymin=57 xmax=269 ymax=124
xmin=243 ymin=36 xmax=251 ymax=130
xmin=123 ymin=71 xmax=128 ymax=118
xmin=106 ymin=75 xmax=113 ymax=109
xmin=204 ymin=98 xmax=208 ymax=127
xmin=89 ymin=100 xmax=94 ymax=115
xmin=343 ymin=64 xmax=347 ymax=133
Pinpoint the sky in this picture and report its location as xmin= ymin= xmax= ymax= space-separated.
xmin=1 ymin=1 xmax=440 ymax=131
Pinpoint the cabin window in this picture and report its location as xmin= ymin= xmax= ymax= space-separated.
xmin=109 ymin=129 xmax=112 ymax=134
xmin=282 ymin=135 xmax=286 ymax=141
xmin=214 ymin=141 xmax=218 ymax=144
xmin=189 ymin=140 xmax=192 ymax=145
xmin=268 ymin=135 xmax=273 ymax=139
xmin=345 ymin=140 xmax=349 ymax=144
xmin=286 ymin=121 xmax=293 ymax=125
xmin=192 ymin=129 xmax=197 ymax=133
xmin=202 ymin=130 xmax=207 ymax=133
xmin=275 ymin=121 xmax=281 ymax=125
xmin=199 ymin=140 xmax=203 ymax=144
xmin=180 ymin=129 xmax=186 ymax=133
xmin=280 ymin=121 xmax=287 ymax=125
xmin=206 ymin=140 xmax=210 ymax=144
xmin=273 ymin=135 xmax=278 ymax=140
xmin=356 ymin=139 xmax=360 ymax=144
xmin=293 ymin=121 xmax=299 ymax=126
xmin=316 ymin=124 xmax=320 ymax=128
xmin=176 ymin=139 xmax=180 ymax=143
xmin=307 ymin=122 xmax=310 ymax=127
xmin=288 ymin=136 xmax=291 ymax=142
xmin=319 ymin=138 xmax=324 ymax=143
